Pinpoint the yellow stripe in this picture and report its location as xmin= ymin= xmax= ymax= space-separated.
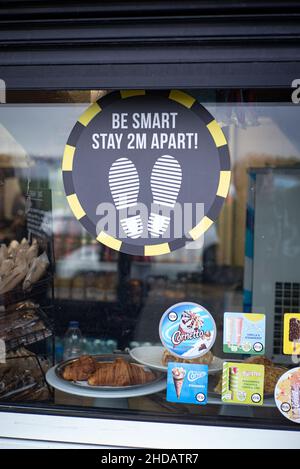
xmin=67 ymin=194 xmax=86 ymax=220
xmin=207 ymin=120 xmax=227 ymax=147
xmin=62 ymin=145 xmax=75 ymax=171
xmin=189 ymin=216 xmax=214 ymax=241
xmin=78 ymin=103 xmax=101 ymax=127
xmin=244 ymin=314 xmax=264 ymax=322
xmin=144 ymin=243 xmax=170 ymax=256
xmin=96 ymin=231 xmax=122 ymax=251
xmin=216 ymin=171 xmax=231 ymax=198
xmin=169 ymin=90 xmax=195 ymax=108
xmin=120 ymin=90 xmax=145 ymax=99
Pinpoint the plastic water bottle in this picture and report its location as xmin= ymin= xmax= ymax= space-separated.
xmin=63 ymin=321 xmax=83 ymax=360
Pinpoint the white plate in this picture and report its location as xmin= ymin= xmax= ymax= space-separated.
xmin=55 ymin=353 xmax=163 ymax=391
xmin=129 ymin=346 xmax=224 ymax=374
xmin=46 ymin=365 xmax=166 ymax=399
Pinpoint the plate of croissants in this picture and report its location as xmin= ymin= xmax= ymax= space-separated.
xmin=54 ymin=354 xmax=164 ymax=390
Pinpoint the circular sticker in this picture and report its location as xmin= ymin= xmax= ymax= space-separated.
xmin=253 ymin=342 xmax=263 ymax=353
xmin=62 ymin=90 xmax=231 ymax=256
xmin=159 ymin=302 xmax=216 ymax=359
xmin=251 ymin=393 xmax=261 ymax=404
xmin=196 ymin=392 xmax=206 ymax=403
xmin=274 ymin=367 xmax=300 ymax=424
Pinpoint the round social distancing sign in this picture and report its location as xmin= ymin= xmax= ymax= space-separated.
xmin=159 ymin=302 xmax=216 ymax=359
xmin=62 ymin=90 xmax=231 ymax=256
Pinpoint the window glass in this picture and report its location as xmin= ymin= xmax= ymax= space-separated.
xmin=0 ymin=89 xmax=299 ymax=428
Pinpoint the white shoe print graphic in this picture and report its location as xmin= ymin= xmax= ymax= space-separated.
xmin=109 ymin=157 xmax=143 ymax=239
xmin=148 ymin=155 xmax=182 ymax=237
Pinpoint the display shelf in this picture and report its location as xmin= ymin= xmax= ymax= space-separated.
xmin=0 ymin=352 xmax=53 ymax=401
xmin=206 ymin=395 xmax=276 ymax=408
xmin=0 ymin=273 xmax=52 ymax=307
xmin=3 ymin=306 xmax=54 ymax=352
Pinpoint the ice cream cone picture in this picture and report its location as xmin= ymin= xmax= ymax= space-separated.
xmin=174 ymin=310 xmax=203 ymax=348
xmin=167 ymin=362 xmax=208 ymax=405
xmin=172 ymin=367 xmax=186 ymax=399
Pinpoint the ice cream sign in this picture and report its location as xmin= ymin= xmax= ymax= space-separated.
xmin=62 ymin=90 xmax=231 ymax=256
xmin=222 ymin=362 xmax=265 ymax=406
xmin=223 ymin=312 xmax=266 ymax=355
xmin=283 ymin=313 xmax=300 ymax=355
xmin=166 ymin=363 xmax=208 ymax=405
xmin=159 ymin=302 xmax=216 ymax=359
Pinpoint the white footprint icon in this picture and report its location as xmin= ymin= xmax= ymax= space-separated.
xmin=148 ymin=155 xmax=182 ymax=237
xmin=109 ymin=157 xmax=143 ymax=239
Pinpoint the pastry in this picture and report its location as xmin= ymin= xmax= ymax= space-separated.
xmin=87 ymin=357 xmax=155 ymax=386
xmin=26 ymin=244 xmax=39 ymax=265
xmin=129 ymin=363 xmax=155 ymax=385
xmin=62 ymin=355 xmax=156 ymax=387
xmin=23 ymin=252 xmax=49 ymax=291
xmin=244 ymin=356 xmax=273 ymax=367
xmin=161 ymin=349 xmax=214 ymax=366
xmin=62 ymin=355 xmax=97 ymax=381
xmin=0 ymin=347 xmax=50 ymax=400
xmin=89 ymin=358 xmax=132 ymax=386
xmin=0 ymin=239 xmax=49 ymax=295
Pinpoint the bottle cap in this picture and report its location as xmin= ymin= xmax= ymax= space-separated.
xmin=69 ymin=321 xmax=79 ymax=328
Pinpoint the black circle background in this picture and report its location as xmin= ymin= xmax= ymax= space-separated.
xmin=253 ymin=342 xmax=263 ymax=352
xmin=196 ymin=392 xmax=206 ymax=402
xmin=64 ymin=91 xmax=230 ymax=254
xmin=251 ymin=393 xmax=261 ymax=403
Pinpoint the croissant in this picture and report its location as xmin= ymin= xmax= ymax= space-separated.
xmin=62 ymin=355 xmax=96 ymax=381
xmin=88 ymin=358 xmax=155 ymax=387
xmin=88 ymin=358 xmax=132 ymax=386
xmin=129 ymin=364 xmax=155 ymax=385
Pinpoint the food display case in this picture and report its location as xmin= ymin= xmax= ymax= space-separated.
xmin=0 ymin=0 xmax=300 ymax=449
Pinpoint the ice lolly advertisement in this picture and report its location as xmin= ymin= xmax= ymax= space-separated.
xmin=275 ymin=367 xmax=300 ymax=424
xmin=223 ymin=313 xmax=265 ymax=355
xmin=221 ymin=362 xmax=264 ymax=405
xmin=166 ymin=362 xmax=208 ymax=405
xmin=283 ymin=313 xmax=300 ymax=355
xmin=159 ymin=302 xmax=216 ymax=359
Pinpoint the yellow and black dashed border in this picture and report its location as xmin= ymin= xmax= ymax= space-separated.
xmin=62 ymin=89 xmax=231 ymax=256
